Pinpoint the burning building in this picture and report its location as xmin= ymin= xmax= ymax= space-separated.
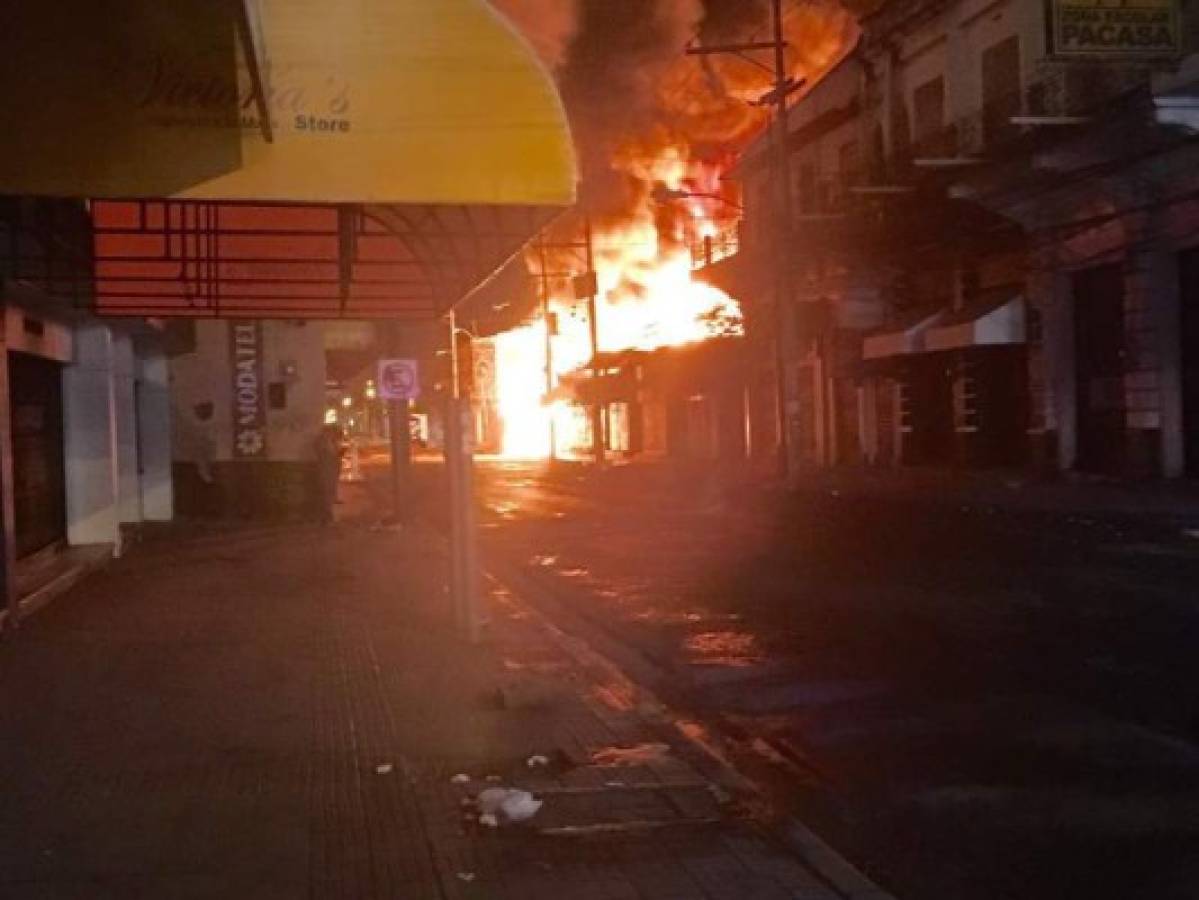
xmin=480 ymin=0 xmax=857 ymax=464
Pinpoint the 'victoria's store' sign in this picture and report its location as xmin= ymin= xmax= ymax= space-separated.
xmin=229 ymin=321 xmax=267 ymax=459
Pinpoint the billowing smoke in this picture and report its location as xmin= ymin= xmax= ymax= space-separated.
xmin=697 ymin=0 xmax=770 ymax=42
xmin=489 ymin=0 xmax=580 ymax=70
xmin=482 ymin=0 xmax=856 ymax=454
xmin=541 ymin=0 xmax=852 ymax=223
xmin=491 ymin=0 xmax=855 ymax=284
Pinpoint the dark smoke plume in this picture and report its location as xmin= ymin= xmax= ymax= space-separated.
xmin=557 ymin=0 xmax=789 ymax=222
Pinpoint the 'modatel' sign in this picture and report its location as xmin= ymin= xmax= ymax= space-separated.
xmin=230 ymin=321 xmax=267 ymax=459
xmin=1047 ymin=0 xmax=1181 ymax=58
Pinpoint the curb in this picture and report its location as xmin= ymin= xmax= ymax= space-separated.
xmin=15 ymin=549 xmax=113 ymax=625
xmin=482 ymin=551 xmax=898 ymax=900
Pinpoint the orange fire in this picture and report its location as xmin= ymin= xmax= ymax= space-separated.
xmin=493 ymin=1 xmax=858 ymax=459
xmin=495 ymin=156 xmax=743 ymax=459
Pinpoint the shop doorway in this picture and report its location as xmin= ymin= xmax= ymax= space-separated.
xmin=8 ymin=352 xmax=66 ymax=558
xmin=902 ymin=356 xmax=953 ymax=465
xmin=1180 ymin=247 xmax=1199 ymax=477
xmin=1073 ymin=264 xmax=1126 ymax=475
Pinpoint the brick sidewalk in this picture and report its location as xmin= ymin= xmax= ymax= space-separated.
xmin=0 ymin=494 xmax=858 ymax=899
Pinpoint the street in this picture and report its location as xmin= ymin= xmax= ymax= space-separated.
xmin=409 ymin=457 xmax=1199 ymax=900
xmin=5 ymin=1 xmax=1199 ymax=898
xmin=1 ymin=492 xmax=857 ymax=899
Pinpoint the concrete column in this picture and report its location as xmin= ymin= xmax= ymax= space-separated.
xmin=136 ymin=337 xmax=174 ymax=521
xmin=0 ymin=345 xmax=16 ymax=622
xmin=1143 ymin=250 xmax=1185 ymax=477
xmin=62 ymin=325 xmax=121 ymax=551
xmin=111 ymin=332 xmax=141 ymax=525
xmin=1041 ymin=268 xmax=1078 ymax=472
xmin=1025 ymin=266 xmax=1067 ymax=471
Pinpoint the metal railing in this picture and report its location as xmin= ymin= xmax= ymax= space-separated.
xmin=0 ymin=197 xmax=94 ymax=307
xmin=690 ymin=223 xmax=742 ymax=269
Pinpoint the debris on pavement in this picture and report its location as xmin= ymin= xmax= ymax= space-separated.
xmin=591 ymin=742 xmax=672 ymax=767
xmin=526 ymin=754 xmax=550 ymax=768
xmin=375 ymin=763 xmax=393 ymax=775
xmin=474 ymin=787 xmax=544 ymax=825
xmin=450 ymin=773 xmax=472 ymax=784
xmin=496 ymin=677 xmax=564 ymax=710
xmin=456 ymin=871 xmax=476 ymax=882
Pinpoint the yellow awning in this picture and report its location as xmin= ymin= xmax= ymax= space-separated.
xmin=1 ymin=0 xmax=576 ymax=207
xmin=6 ymin=1 xmax=577 ymax=320
xmin=184 ymin=0 xmax=576 ymax=206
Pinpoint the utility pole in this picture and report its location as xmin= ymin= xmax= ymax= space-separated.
xmin=687 ymin=1 xmax=799 ymax=482
xmin=582 ymin=216 xmax=605 ymax=467
xmin=537 ymin=237 xmax=558 ymax=462
xmin=769 ymin=0 xmax=797 ymax=483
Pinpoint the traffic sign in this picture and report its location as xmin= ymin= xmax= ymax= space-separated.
xmin=378 ymin=358 xmax=420 ymax=401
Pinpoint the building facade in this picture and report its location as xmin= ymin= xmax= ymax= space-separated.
xmin=718 ymin=0 xmax=1199 ymax=479
xmin=0 ymin=198 xmax=173 ymax=623
xmin=170 ymin=320 xmax=327 ymax=518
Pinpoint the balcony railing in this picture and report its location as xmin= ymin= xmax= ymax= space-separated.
xmin=0 ymin=197 xmax=94 ymax=307
xmin=690 ymin=223 xmax=741 ymax=269
xmin=953 ymin=65 xmax=1149 ymax=156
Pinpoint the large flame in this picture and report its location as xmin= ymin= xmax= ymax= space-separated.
xmin=490 ymin=0 xmax=858 ymax=459
xmin=495 ymin=148 xmax=743 ymax=459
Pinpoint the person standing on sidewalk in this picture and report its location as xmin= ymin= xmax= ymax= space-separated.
xmin=177 ymin=401 xmax=219 ymax=516
xmin=314 ymin=425 xmax=345 ymax=525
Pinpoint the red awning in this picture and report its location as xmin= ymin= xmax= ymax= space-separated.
xmin=92 ymin=200 xmax=558 ymax=320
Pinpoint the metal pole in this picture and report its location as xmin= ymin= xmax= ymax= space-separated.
xmin=456 ymin=404 xmax=482 ymax=643
xmin=583 ymin=216 xmax=605 ymax=466
xmin=444 ymin=390 xmax=465 ymax=623
xmin=0 ymin=350 xmax=16 ymax=630
xmin=387 ymin=321 xmax=411 ymax=522
xmin=446 ymin=313 xmax=481 ymax=642
xmin=388 ymin=397 xmax=410 ymax=518
xmin=771 ymin=0 xmax=796 ymax=483
xmin=538 ymin=238 xmax=558 ymax=462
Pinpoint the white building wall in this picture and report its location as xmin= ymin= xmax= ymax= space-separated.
xmin=171 ymin=321 xmax=235 ymax=461
xmin=137 ymin=344 xmax=174 ymax=521
xmin=60 ymin=322 xmax=175 ymax=551
xmin=171 ymin=320 xmax=326 ymax=464
xmin=62 ymin=325 xmax=121 ymax=550
xmin=112 ymin=331 xmax=141 ymax=525
xmin=263 ymin=321 xmax=326 ymax=461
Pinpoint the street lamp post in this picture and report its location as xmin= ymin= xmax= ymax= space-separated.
xmin=445 ymin=310 xmax=481 ymax=643
xmin=536 ymin=237 xmax=558 ymax=462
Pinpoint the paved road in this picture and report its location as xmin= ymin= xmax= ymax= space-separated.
xmin=409 ymin=457 xmax=1199 ymax=900
xmin=1 ymin=492 xmax=851 ymax=899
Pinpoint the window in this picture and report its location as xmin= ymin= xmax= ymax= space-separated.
xmin=268 ymin=382 xmax=288 ymax=410
xmin=838 ymin=140 xmax=859 ymax=189
xmin=752 ymin=179 xmax=772 ymax=237
xmin=897 ymin=380 xmax=913 ymax=434
xmin=1026 ymin=303 xmax=1044 ymax=345
xmin=794 ymin=163 xmax=817 ymax=214
xmin=953 ymin=361 xmax=980 ymax=433
xmin=982 ymin=36 xmax=1021 ymax=146
xmin=912 ymin=77 xmax=946 ymax=153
